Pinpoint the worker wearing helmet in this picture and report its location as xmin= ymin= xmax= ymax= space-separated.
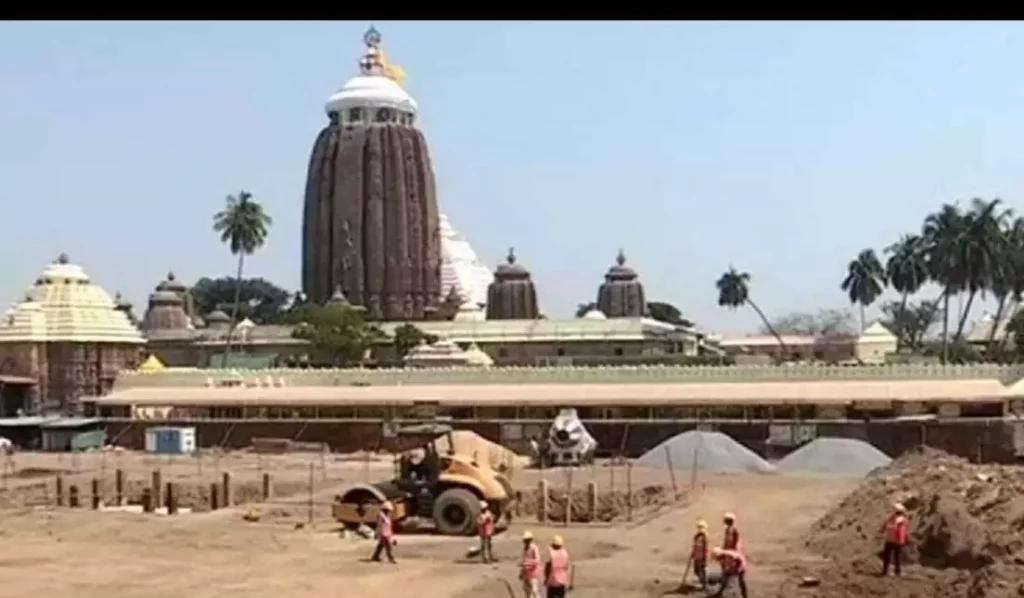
xmin=545 ymin=535 xmax=573 ymax=598
xmin=477 ymin=500 xmax=496 ymax=564
xmin=881 ymin=502 xmax=910 ymax=576
xmin=369 ymin=501 xmax=397 ymax=564
xmin=683 ymin=519 xmax=709 ymax=590
xmin=722 ymin=512 xmax=743 ymax=553
xmin=520 ymin=531 xmax=542 ymax=598
xmin=710 ymin=547 xmax=748 ymax=598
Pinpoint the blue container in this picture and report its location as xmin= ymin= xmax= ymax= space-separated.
xmin=146 ymin=427 xmax=197 ymax=455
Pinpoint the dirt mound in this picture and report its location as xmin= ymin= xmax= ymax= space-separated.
xmin=795 ymin=446 xmax=1024 ymax=598
xmin=434 ymin=430 xmax=527 ymax=471
xmin=638 ymin=430 xmax=775 ymax=475
xmin=777 ymin=437 xmax=891 ymax=477
xmin=520 ymin=484 xmax=673 ymax=523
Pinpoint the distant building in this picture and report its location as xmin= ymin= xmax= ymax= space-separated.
xmin=720 ymin=322 xmax=898 ymax=364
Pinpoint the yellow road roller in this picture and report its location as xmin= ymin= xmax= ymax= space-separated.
xmin=333 ymin=428 xmax=514 ymax=536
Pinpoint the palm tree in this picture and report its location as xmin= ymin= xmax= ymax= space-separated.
xmin=922 ymin=203 xmax=966 ymax=360
xmin=213 ymin=191 xmax=273 ymax=361
xmin=884 ymin=235 xmax=928 ymax=351
xmin=841 ymin=249 xmax=886 ymax=331
xmin=951 ymin=198 xmax=1009 ymax=340
xmin=991 ymin=216 xmax=1024 ymax=353
xmin=715 ymin=267 xmax=786 ymax=356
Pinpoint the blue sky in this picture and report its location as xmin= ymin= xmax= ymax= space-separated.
xmin=1 ymin=21 xmax=1023 ymax=334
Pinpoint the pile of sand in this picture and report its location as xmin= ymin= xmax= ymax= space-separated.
xmin=786 ymin=447 xmax=1024 ymax=598
xmin=433 ymin=430 xmax=527 ymax=471
xmin=777 ymin=437 xmax=891 ymax=477
xmin=637 ymin=430 xmax=776 ymax=475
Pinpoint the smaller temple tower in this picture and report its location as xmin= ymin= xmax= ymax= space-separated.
xmin=596 ymin=250 xmax=647 ymax=318
xmin=140 ymin=273 xmax=194 ymax=341
xmin=485 ymin=248 xmax=540 ymax=320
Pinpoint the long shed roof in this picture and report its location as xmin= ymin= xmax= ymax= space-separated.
xmin=94 ymin=379 xmax=1011 ymax=407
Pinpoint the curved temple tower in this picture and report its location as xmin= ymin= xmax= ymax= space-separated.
xmin=302 ymin=27 xmax=442 ymax=320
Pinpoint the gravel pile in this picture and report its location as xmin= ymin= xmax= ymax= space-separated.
xmin=777 ymin=437 xmax=891 ymax=477
xmin=638 ymin=430 xmax=776 ymax=475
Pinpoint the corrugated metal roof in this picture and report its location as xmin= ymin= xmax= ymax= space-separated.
xmin=0 ymin=416 xmax=101 ymax=428
xmin=40 ymin=417 xmax=101 ymax=429
xmin=0 ymin=416 xmax=51 ymax=427
xmin=93 ymin=379 xmax=1011 ymax=407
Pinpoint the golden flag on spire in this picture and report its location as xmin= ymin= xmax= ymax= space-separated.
xmin=377 ymin=46 xmax=406 ymax=86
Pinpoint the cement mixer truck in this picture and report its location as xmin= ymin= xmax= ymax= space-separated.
xmin=532 ymin=408 xmax=598 ymax=467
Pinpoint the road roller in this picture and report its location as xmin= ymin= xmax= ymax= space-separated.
xmin=332 ymin=429 xmax=514 ymax=536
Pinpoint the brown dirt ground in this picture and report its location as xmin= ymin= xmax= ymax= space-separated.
xmin=0 ymin=449 xmax=859 ymax=598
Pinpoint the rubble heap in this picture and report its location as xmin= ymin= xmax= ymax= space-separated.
xmin=520 ymin=484 xmax=672 ymax=524
xmin=781 ymin=447 xmax=1024 ymax=598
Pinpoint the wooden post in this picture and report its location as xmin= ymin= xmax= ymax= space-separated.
xmin=68 ymin=484 xmax=80 ymax=508
xmin=91 ymin=478 xmax=101 ymax=509
xmin=564 ymin=468 xmax=574 ymax=527
xmin=537 ymin=480 xmax=548 ymax=523
xmin=209 ymin=483 xmax=219 ymax=511
xmin=165 ymin=482 xmax=177 ymax=515
xmin=115 ymin=469 xmax=124 ymax=506
xmin=664 ymin=445 xmax=680 ymax=500
xmin=262 ymin=473 xmax=271 ymax=501
xmin=55 ymin=476 xmax=64 ymax=507
xmin=151 ymin=470 xmax=162 ymax=508
xmin=222 ymin=472 xmax=231 ymax=507
xmin=141 ymin=487 xmax=153 ymax=513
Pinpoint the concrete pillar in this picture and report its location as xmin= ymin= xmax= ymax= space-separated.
xmin=91 ymin=478 xmax=101 ymax=509
xmin=115 ymin=469 xmax=124 ymax=505
xmin=165 ymin=482 xmax=177 ymax=515
xmin=537 ymin=480 xmax=548 ymax=523
xmin=151 ymin=470 xmax=162 ymax=508
xmin=587 ymin=481 xmax=598 ymax=521
xmin=222 ymin=472 xmax=231 ymax=507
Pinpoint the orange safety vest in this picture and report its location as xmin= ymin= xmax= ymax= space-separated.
xmin=691 ymin=532 xmax=708 ymax=562
xmin=521 ymin=543 xmax=541 ymax=579
xmin=723 ymin=526 xmax=743 ymax=552
xmin=884 ymin=514 xmax=909 ymax=546
xmin=478 ymin=511 xmax=495 ymax=537
xmin=547 ymin=548 xmax=571 ymax=587
xmin=718 ymin=548 xmax=747 ymax=574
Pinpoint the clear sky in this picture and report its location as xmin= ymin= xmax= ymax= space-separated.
xmin=1 ymin=21 xmax=1023 ymax=334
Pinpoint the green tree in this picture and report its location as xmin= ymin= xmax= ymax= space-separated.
xmin=212 ymin=191 xmax=273 ymax=357
xmin=290 ymin=303 xmax=387 ymax=366
xmin=716 ymin=267 xmax=786 ymax=355
xmin=766 ymin=309 xmax=855 ymax=337
xmin=951 ymin=198 xmax=1009 ymax=340
xmin=883 ymin=234 xmax=929 ymax=351
xmin=922 ymin=202 xmax=965 ymax=360
xmin=393 ymin=323 xmax=438 ymax=358
xmin=879 ymin=300 xmax=939 ymax=352
xmin=646 ymin=301 xmax=694 ymax=327
xmin=190 ymin=276 xmax=290 ymax=324
xmin=840 ymin=248 xmax=886 ymax=331
xmin=575 ymin=302 xmax=597 ymax=318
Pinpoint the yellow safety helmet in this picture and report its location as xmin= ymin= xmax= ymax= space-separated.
xmin=894 ymin=502 xmax=906 ymax=513
xmin=480 ymin=500 xmax=489 ymax=509
xmin=522 ymin=531 xmax=534 ymax=541
xmin=552 ymin=535 xmax=564 ymax=547
xmin=381 ymin=501 xmax=393 ymax=511
xmin=696 ymin=519 xmax=708 ymax=530
xmin=723 ymin=512 xmax=736 ymax=522
xmin=711 ymin=547 xmax=724 ymax=557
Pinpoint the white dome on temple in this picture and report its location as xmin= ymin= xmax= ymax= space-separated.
xmin=440 ymin=213 xmax=492 ymax=309
xmin=0 ymin=254 xmax=145 ymax=344
xmin=325 ymin=27 xmax=418 ymax=120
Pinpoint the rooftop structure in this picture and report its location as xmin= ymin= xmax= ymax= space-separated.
xmin=0 ymin=254 xmax=144 ymax=411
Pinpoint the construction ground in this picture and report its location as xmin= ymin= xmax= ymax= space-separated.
xmin=1 ymin=438 xmax=1022 ymax=598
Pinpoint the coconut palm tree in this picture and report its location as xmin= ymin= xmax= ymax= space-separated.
xmin=922 ymin=203 xmax=966 ymax=360
xmin=841 ymin=248 xmax=887 ymax=332
xmin=212 ymin=190 xmax=273 ymax=361
xmin=951 ymin=198 xmax=1010 ymax=340
xmin=990 ymin=215 xmax=1024 ymax=353
xmin=715 ymin=267 xmax=786 ymax=355
xmin=884 ymin=235 xmax=928 ymax=351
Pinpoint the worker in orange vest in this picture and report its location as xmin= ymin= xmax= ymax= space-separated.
xmin=722 ymin=512 xmax=743 ymax=553
xmin=881 ymin=502 xmax=910 ymax=576
xmin=685 ymin=519 xmax=710 ymax=590
xmin=477 ymin=500 xmax=495 ymax=564
xmin=710 ymin=547 xmax=748 ymax=598
xmin=519 ymin=531 xmax=542 ymax=598
xmin=370 ymin=501 xmax=397 ymax=564
xmin=545 ymin=534 xmax=574 ymax=598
